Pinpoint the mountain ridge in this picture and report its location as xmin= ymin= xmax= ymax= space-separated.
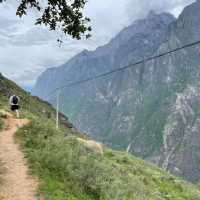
xmin=33 ymin=10 xmax=175 ymax=100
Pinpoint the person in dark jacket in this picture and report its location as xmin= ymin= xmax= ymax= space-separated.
xmin=9 ymin=95 xmax=20 ymax=118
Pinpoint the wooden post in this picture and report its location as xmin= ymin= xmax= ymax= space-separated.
xmin=56 ymin=90 xmax=60 ymax=129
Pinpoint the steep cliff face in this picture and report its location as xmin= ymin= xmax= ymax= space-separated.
xmin=144 ymin=0 xmax=200 ymax=182
xmin=33 ymin=0 xmax=200 ymax=182
xmin=33 ymin=11 xmax=175 ymax=100
xmin=33 ymin=10 xmax=175 ymax=149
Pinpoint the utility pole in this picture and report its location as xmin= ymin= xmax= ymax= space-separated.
xmin=56 ymin=90 xmax=60 ymax=129
xmin=28 ymin=92 xmax=31 ymax=112
xmin=55 ymin=33 xmax=63 ymax=129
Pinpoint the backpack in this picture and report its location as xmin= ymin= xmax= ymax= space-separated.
xmin=12 ymin=96 xmax=19 ymax=104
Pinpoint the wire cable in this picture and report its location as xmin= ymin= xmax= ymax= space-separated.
xmin=47 ymin=39 xmax=200 ymax=97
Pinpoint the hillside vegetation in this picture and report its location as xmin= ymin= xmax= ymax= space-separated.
xmin=0 ymin=73 xmax=72 ymax=129
xmin=16 ymin=118 xmax=200 ymax=200
xmin=1 ymin=74 xmax=200 ymax=199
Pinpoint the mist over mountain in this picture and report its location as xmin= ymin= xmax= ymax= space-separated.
xmin=33 ymin=0 xmax=200 ymax=182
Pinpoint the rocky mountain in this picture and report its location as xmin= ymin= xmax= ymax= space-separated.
xmin=33 ymin=0 xmax=200 ymax=183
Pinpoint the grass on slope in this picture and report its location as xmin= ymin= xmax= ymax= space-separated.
xmin=15 ymin=116 xmax=200 ymax=200
xmin=0 ymin=73 xmax=72 ymax=129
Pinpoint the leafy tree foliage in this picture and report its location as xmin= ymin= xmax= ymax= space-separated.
xmin=0 ymin=0 xmax=91 ymax=39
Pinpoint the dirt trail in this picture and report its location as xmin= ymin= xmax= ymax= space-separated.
xmin=0 ymin=116 xmax=39 ymax=200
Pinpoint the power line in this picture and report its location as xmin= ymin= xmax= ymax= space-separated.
xmin=48 ymin=39 xmax=200 ymax=96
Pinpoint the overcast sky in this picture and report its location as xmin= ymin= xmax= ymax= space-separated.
xmin=0 ymin=0 xmax=195 ymax=89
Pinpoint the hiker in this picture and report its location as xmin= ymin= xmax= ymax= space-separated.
xmin=9 ymin=95 xmax=20 ymax=118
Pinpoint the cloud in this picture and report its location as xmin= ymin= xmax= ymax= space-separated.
xmin=126 ymin=0 xmax=195 ymax=21
xmin=0 ymin=0 xmax=197 ymax=89
xmin=0 ymin=0 xmax=129 ymax=89
xmin=84 ymin=0 xmax=129 ymax=43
